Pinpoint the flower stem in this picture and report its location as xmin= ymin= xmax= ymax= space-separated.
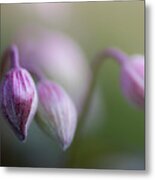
xmin=0 ymin=45 xmax=20 ymax=79
xmin=66 ymin=48 xmax=128 ymax=167
xmin=10 ymin=45 xmax=20 ymax=68
xmin=0 ymin=44 xmax=45 ymax=82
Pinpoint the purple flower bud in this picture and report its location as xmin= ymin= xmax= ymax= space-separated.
xmin=13 ymin=27 xmax=91 ymax=112
xmin=37 ymin=80 xmax=77 ymax=150
xmin=120 ymin=55 xmax=144 ymax=108
xmin=0 ymin=46 xmax=38 ymax=141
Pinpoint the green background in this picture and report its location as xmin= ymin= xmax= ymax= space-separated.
xmin=0 ymin=1 xmax=144 ymax=169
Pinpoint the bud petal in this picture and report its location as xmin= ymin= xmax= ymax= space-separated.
xmin=37 ymin=80 xmax=77 ymax=150
xmin=0 ymin=68 xmax=38 ymax=141
xmin=121 ymin=55 xmax=144 ymax=108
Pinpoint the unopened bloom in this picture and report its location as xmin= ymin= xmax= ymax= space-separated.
xmin=13 ymin=27 xmax=91 ymax=112
xmin=94 ymin=48 xmax=144 ymax=109
xmin=120 ymin=55 xmax=144 ymax=108
xmin=0 ymin=45 xmax=38 ymax=141
xmin=37 ymin=80 xmax=77 ymax=150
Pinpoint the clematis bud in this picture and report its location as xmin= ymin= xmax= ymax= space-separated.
xmin=37 ymin=80 xmax=77 ymax=150
xmin=120 ymin=55 xmax=144 ymax=108
xmin=13 ymin=27 xmax=91 ymax=112
xmin=0 ymin=45 xmax=38 ymax=141
xmin=93 ymin=48 xmax=144 ymax=109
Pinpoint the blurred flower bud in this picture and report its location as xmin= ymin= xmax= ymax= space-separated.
xmin=0 ymin=46 xmax=38 ymax=141
xmin=120 ymin=55 xmax=144 ymax=108
xmin=37 ymin=80 xmax=77 ymax=150
xmin=13 ymin=27 xmax=91 ymax=112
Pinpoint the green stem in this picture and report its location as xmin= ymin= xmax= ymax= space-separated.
xmin=66 ymin=48 xmax=128 ymax=167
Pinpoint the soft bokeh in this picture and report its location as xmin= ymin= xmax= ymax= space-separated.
xmin=0 ymin=1 xmax=144 ymax=169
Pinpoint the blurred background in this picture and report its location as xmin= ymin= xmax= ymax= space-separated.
xmin=0 ymin=1 xmax=144 ymax=169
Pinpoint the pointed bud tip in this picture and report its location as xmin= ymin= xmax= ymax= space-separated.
xmin=17 ymin=132 xmax=27 ymax=142
xmin=62 ymin=144 xmax=70 ymax=151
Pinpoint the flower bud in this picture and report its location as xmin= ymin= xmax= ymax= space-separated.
xmin=120 ymin=55 xmax=144 ymax=108
xmin=37 ymin=80 xmax=77 ymax=150
xmin=13 ymin=27 xmax=91 ymax=112
xmin=0 ymin=68 xmax=38 ymax=141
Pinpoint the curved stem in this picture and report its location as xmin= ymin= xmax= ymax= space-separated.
xmin=94 ymin=47 xmax=128 ymax=66
xmin=78 ymin=48 xmax=128 ymax=127
xmin=66 ymin=48 xmax=129 ymax=167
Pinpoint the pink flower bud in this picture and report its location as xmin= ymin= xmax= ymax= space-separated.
xmin=37 ymin=80 xmax=77 ymax=150
xmin=0 ymin=46 xmax=38 ymax=141
xmin=121 ymin=55 xmax=144 ymax=108
xmin=13 ymin=27 xmax=91 ymax=112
